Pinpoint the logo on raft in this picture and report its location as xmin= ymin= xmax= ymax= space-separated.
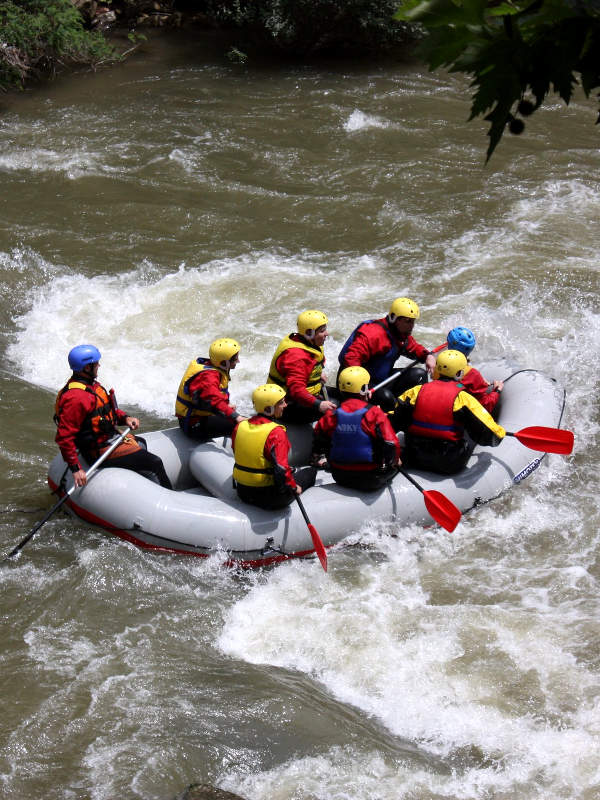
xmin=513 ymin=458 xmax=542 ymax=484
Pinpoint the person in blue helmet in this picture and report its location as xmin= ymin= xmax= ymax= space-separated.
xmin=55 ymin=344 xmax=172 ymax=489
xmin=446 ymin=326 xmax=503 ymax=413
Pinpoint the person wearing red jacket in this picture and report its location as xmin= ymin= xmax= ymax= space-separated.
xmin=313 ymin=366 xmax=401 ymax=491
xmin=176 ymin=337 xmax=248 ymax=440
xmin=55 ymin=344 xmax=171 ymax=489
xmin=267 ymin=309 xmax=337 ymax=424
xmin=337 ymin=296 xmax=437 ymax=405
xmin=232 ymin=384 xmax=317 ymax=510
xmin=446 ymin=326 xmax=503 ymax=413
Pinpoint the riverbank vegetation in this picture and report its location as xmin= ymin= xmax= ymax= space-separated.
xmin=2 ymin=0 xmax=598 ymax=158
xmin=0 ymin=0 xmax=417 ymax=93
xmin=0 ymin=1 xmax=115 ymax=90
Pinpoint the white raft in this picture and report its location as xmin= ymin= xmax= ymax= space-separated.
xmin=47 ymin=363 xmax=567 ymax=566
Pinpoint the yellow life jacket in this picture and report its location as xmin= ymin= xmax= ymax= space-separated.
xmin=175 ymin=357 xmax=230 ymax=424
xmin=267 ymin=334 xmax=324 ymax=397
xmin=233 ymin=419 xmax=282 ymax=488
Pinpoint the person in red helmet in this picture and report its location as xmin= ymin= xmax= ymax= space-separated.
xmin=176 ymin=337 xmax=248 ymax=441
xmin=313 ymin=366 xmax=401 ymax=491
xmin=267 ymin=310 xmax=336 ymax=424
xmin=337 ymin=297 xmax=437 ymax=405
xmin=55 ymin=344 xmax=172 ymax=489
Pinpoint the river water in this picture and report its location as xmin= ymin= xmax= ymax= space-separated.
xmin=1 ymin=30 xmax=599 ymax=800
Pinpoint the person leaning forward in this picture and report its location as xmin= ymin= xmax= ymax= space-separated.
xmin=232 ymin=384 xmax=317 ymax=510
xmin=393 ymin=349 xmax=505 ymax=476
xmin=267 ymin=310 xmax=336 ymax=425
xmin=446 ymin=326 xmax=503 ymax=413
xmin=176 ymin=338 xmax=248 ymax=441
xmin=55 ymin=344 xmax=172 ymax=489
xmin=337 ymin=297 xmax=437 ymax=405
xmin=313 ymin=367 xmax=401 ymax=492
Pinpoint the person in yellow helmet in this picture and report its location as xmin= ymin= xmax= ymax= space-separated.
xmin=267 ymin=310 xmax=337 ymax=424
xmin=313 ymin=367 xmax=401 ymax=491
xmin=176 ymin=338 xmax=248 ymax=441
xmin=337 ymin=297 xmax=436 ymax=402
xmin=232 ymin=384 xmax=317 ymax=509
xmin=393 ymin=350 xmax=505 ymax=475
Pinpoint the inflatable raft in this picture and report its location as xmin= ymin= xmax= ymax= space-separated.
xmin=47 ymin=362 xmax=567 ymax=567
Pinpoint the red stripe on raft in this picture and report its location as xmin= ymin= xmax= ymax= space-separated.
xmin=47 ymin=477 xmax=323 ymax=568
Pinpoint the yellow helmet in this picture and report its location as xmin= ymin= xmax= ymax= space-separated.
xmin=252 ymin=384 xmax=286 ymax=415
xmin=388 ymin=297 xmax=420 ymax=323
xmin=338 ymin=366 xmax=371 ymax=396
xmin=209 ymin=338 xmax=240 ymax=368
xmin=435 ymin=349 xmax=467 ymax=380
xmin=297 ymin=309 xmax=328 ymax=339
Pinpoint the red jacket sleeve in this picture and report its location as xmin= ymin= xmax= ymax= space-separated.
xmin=363 ymin=405 xmax=401 ymax=465
xmin=312 ymin=409 xmax=337 ymax=455
xmin=265 ymin=425 xmax=297 ymax=490
xmin=401 ymin=334 xmax=429 ymax=362
xmin=55 ymin=389 xmax=94 ymax=470
xmin=342 ymin=322 xmax=387 ymax=368
xmin=343 ymin=320 xmax=429 ymax=367
xmin=276 ymin=348 xmax=320 ymax=408
xmin=188 ymin=368 xmax=237 ymax=419
xmin=461 ymin=367 xmax=499 ymax=412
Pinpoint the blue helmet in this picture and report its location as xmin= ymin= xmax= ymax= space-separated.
xmin=447 ymin=326 xmax=476 ymax=357
xmin=68 ymin=344 xmax=101 ymax=371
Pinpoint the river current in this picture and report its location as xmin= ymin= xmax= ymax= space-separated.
xmin=1 ymin=31 xmax=599 ymax=800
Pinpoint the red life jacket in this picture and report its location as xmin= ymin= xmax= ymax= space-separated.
xmin=408 ymin=381 xmax=464 ymax=442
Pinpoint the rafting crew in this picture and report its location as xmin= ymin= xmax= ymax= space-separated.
xmin=393 ymin=349 xmax=506 ymax=475
xmin=313 ymin=367 xmax=401 ymax=491
xmin=176 ymin=338 xmax=248 ymax=441
xmin=55 ymin=345 xmax=172 ymax=489
xmin=446 ymin=326 xmax=503 ymax=412
xmin=267 ymin=309 xmax=337 ymax=424
xmin=337 ymin=297 xmax=437 ymax=406
xmin=232 ymin=384 xmax=317 ymax=509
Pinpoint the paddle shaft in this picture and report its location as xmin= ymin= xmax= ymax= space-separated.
xmin=3 ymin=427 xmax=131 ymax=561
xmin=371 ymin=342 xmax=447 ymax=394
xmin=295 ymin=494 xmax=327 ymax=572
xmin=397 ymin=467 xmax=462 ymax=533
xmin=399 ymin=467 xmax=425 ymax=495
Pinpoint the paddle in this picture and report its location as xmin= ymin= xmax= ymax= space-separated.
xmin=506 ymin=425 xmax=574 ymax=455
xmin=399 ymin=468 xmax=461 ymax=533
xmin=3 ymin=427 xmax=132 ymax=562
xmin=295 ymin=494 xmax=327 ymax=572
xmin=371 ymin=342 xmax=448 ymax=394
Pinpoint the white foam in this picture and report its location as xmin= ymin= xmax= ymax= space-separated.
xmin=344 ymin=109 xmax=390 ymax=132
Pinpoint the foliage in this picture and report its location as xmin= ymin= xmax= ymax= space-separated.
xmin=0 ymin=0 xmax=115 ymax=91
xmin=198 ymin=0 xmax=415 ymax=57
xmin=394 ymin=0 xmax=600 ymax=159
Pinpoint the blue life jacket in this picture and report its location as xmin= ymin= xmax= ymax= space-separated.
xmin=338 ymin=319 xmax=399 ymax=384
xmin=329 ymin=406 xmax=374 ymax=469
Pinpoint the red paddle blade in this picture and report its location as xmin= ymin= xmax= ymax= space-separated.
xmin=423 ymin=490 xmax=461 ymax=533
xmin=308 ymin=524 xmax=328 ymax=572
xmin=512 ymin=426 xmax=574 ymax=455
